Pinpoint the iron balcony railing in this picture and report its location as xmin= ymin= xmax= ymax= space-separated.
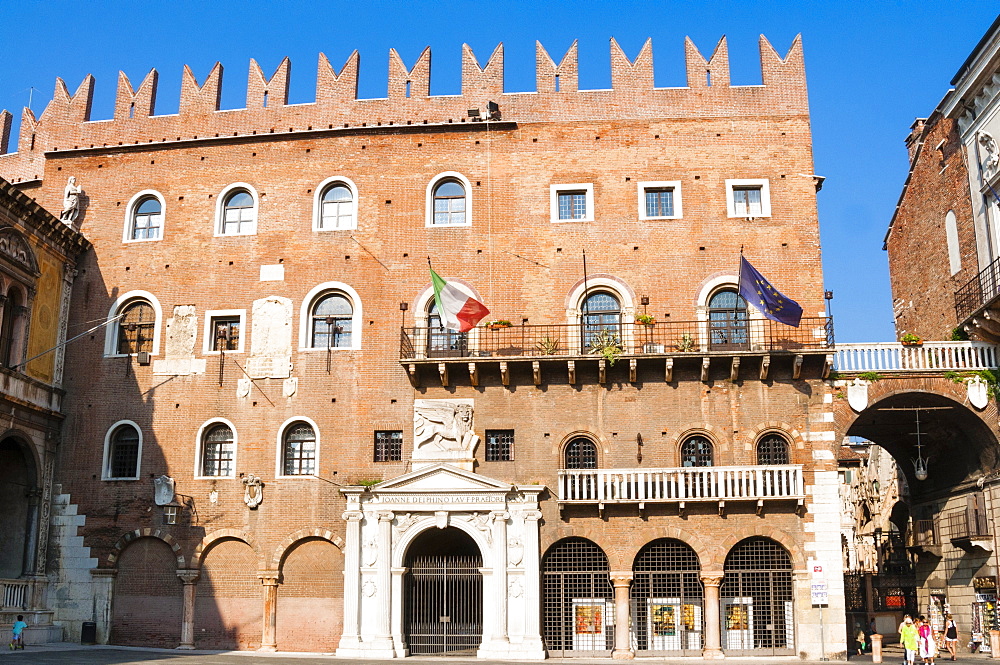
xmin=834 ymin=341 xmax=999 ymax=372
xmin=557 ymin=465 xmax=804 ymax=504
xmin=955 ymin=254 xmax=1000 ymax=322
xmin=907 ymin=519 xmax=939 ymax=548
xmin=400 ymin=317 xmax=833 ymax=360
xmin=948 ymin=507 xmax=991 ymax=542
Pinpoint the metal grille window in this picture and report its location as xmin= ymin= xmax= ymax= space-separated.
xmin=432 ymin=180 xmax=467 ymax=225
xmin=221 ymin=190 xmax=256 ymax=235
xmin=644 ymin=188 xmax=675 ymax=217
xmin=565 ymin=437 xmax=597 ymax=469
xmin=558 ymin=191 xmax=588 ymax=220
xmin=542 ymin=538 xmax=613 ymax=655
xmin=485 ymin=429 xmax=513 ymax=461
xmin=283 ymin=423 xmax=316 ymax=475
xmin=320 ymin=183 xmax=354 ymax=229
xmin=708 ymin=289 xmax=748 ymax=351
xmin=310 ymin=293 xmax=353 ymax=348
xmin=211 ymin=316 xmax=240 ymax=351
xmin=732 ymin=186 xmax=763 ymax=217
xmin=201 ymin=424 xmax=235 ymax=477
xmin=631 ymin=539 xmax=703 ymax=655
xmin=680 ymin=435 xmax=713 ymax=467
xmin=108 ymin=425 xmax=140 ymax=478
xmin=721 ymin=537 xmax=794 ymax=656
xmin=116 ymin=300 xmax=155 ymax=355
xmin=757 ymin=435 xmax=790 ymax=465
xmin=131 ymin=197 xmax=162 ymax=240
xmin=374 ymin=430 xmax=402 ymax=462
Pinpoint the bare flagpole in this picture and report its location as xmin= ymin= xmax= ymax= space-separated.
xmin=582 ymin=249 xmax=590 ymax=348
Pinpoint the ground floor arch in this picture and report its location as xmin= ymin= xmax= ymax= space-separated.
xmin=109 ymin=536 xmax=182 ymax=647
xmin=630 ymin=538 xmax=703 ymax=656
xmin=721 ymin=537 xmax=794 ymax=656
xmin=0 ymin=436 xmax=37 ymax=579
xmin=275 ymin=537 xmax=343 ymax=652
xmin=541 ymin=537 xmax=613 ymax=656
xmin=404 ymin=527 xmax=483 ymax=655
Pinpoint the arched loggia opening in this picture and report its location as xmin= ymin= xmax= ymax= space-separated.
xmin=404 ymin=527 xmax=483 ymax=656
xmin=0 ymin=436 xmax=38 ymax=579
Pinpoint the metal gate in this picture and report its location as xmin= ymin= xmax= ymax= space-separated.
xmin=542 ymin=538 xmax=613 ymax=657
xmin=720 ymin=537 xmax=794 ymax=656
xmin=631 ymin=539 xmax=704 ymax=656
xmin=405 ymin=554 xmax=483 ymax=655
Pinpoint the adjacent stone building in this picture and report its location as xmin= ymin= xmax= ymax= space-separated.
xmin=0 ymin=35 xmax=845 ymax=658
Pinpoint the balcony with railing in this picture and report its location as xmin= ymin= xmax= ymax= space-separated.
xmin=557 ymin=464 xmax=804 ymax=513
xmin=955 ymin=254 xmax=1000 ymax=323
xmin=906 ymin=519 xmax=940 ymax=555
xmin=833 ymin=341 xmax=999 ymax=373
xmin=948 ymin=507 xmax=991 ymax=547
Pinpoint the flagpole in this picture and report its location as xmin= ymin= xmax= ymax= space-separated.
xmin=734 ymin=245 xmax=744 ymax=340
xmin=582 ymin=248 xmax=590 ymax=324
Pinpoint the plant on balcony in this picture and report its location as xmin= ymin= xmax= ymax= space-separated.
xmin=900 ymin=333 xmax=923 ymax=346
xmin=944 ymin=369 xmax=1000 ymax=399
xmin=535 ymin=335 xmax=561 ymax=355
xmin=675 ymin=333 xmax=697 ymax=352
xmin=857 ymin=371 xmax=882 ymax=382
xmin=950 ymin=326 xmax=970 ymax=341
xmin=634 ymin=313 xmax=656 ymax=326
xmin=486 ymin=320 xmax=513 ymax=329
xmin=587 ymin=329 xmax=623 ymax=366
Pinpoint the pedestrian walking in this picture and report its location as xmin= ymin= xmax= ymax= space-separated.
xmin=918 ymin=615 xmax=938 ymax=664
xmin=943 ymin=614 xmax=958 ymax=661
xmin=901 ymin=616 xmax=919 ymax=665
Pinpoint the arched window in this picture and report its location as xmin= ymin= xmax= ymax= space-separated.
xmin=219 ymin=188 xmax=256 ymax=235
xmin=708 ymin=288 xmax=748 ymax=351
xmin=582 ymin=291 xmax=621 ymax=350
xmin=201 ymin=424 xmax=235 ymax=477
xmin=116 ymin=299 xmax=155 ymax=355
xmin=680 ymin=435 xmax=713 ymax=467
xmin=130 ymin=196 xmax=163 ymax=241
xmin=427 ymin=301 xmax=468 ymax=357
xmin=757 ymin=434 xmax=790 ymax=465
xmin=105 ymin=423 xmax=141 ymax=479
xmin=721 ymin=537 xmax=793 ymax=655
xmin=319 ymin=183 xmax=354 ymax=230
xmin=0 ymin=287 xmax=26 ymax=369
xmin=432 ymin=179 xmax=467 ymax=225
xmin=282 ymin=422 xmax=316 ymax=476
xmin=310 ymin=293 xmax=353 ymax=348
xmin=565 ymin=437 xmax=598 ymax=469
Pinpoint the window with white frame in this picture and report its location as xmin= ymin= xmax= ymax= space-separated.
xmin=550 ymin=183 xmax=594 ymax=222
xmin=282 ymin=421 xmax=317 ymax=475
xmin=200 ymin=423 xmax=235 ymax=477
xmin=103 ymin=422 xmax=141 ymax=480
xmin=203 ymin=310 xmax=245 ymax=353
xmin=426 ymin=172 xmax=473 ymax=227
xmin=124 ymin=192 xmax=165 ymax=241
xmin=104 ymin=291 xmax=161 ymax=358
xmin=315 ymin=177 xmax=358 ymax=231
xmin=638 ymin=181 xmax=682 ymax=220
xmin=310 ymin=293 xmax=353 ymax=348
xmin=725 ymin=179 xmax=771 ymax=218
xmin=216 ymin=184 xmax=258 ymax=236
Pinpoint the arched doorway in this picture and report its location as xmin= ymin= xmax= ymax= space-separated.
xmin=0 ymin=437 xmax=36 ymax=579
xmin=404 ymin=527 xmax=483 ymax=656
xmin=542 ymin=537 xmax=613 ymax=657
xmin=631 ymin=539 xmax=703 ymax=656
xmin=110 ymin=537 xmax=182 ymax=647
xmin=721 ymin=537 xmax=794 ymax=655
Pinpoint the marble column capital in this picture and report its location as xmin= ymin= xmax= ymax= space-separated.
xmin=176 ymin=569 xmax=200 ymax=585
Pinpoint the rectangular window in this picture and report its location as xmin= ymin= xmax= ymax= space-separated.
xmin=485 ymin=429 xmax=514 ymax=461
xmin=211 ymin=316 xmax=241 ymax=351
xmin=374 ymin=430 xmax=403 ymax=462
xmin=645 ymin=188 xmax=674 ymax=217
xmin=110 ymin=440 xmax=139 ymax=478
xmin=550 ymin=184 xmax=595 ymax=223
xmin=163 ymin=506 xmax=178 ymax=525
xmin=732 ymin=187 xmax=762 ymax=217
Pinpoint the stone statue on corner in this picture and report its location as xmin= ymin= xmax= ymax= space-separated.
xmin=59 ymin=176 xmax=83 ymax=225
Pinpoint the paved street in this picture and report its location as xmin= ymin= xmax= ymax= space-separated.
xmin=1 ymin=643 xmax=997 ymax=665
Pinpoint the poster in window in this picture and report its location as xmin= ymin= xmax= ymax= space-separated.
xmin=726 ymin=603 xmax=749 ymax=630
xmin=681 ymin=604 xmax=696 ymax=631
xmin=575 ymin=603 xmax=603 ymax=634
xmin=650 ymin=603 xmax=676 ymax=637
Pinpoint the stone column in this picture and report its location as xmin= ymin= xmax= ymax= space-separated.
xmin=259 ymin=571 xmax=280 ymax=652
xmin=701 ymin=573 xmax=724 ymax=659
xmin=519 ymin=508 xmax=546 ymax=657
xmin=337 ymin=510 xmax=364 ymax=655
xmin=491 ymin=511 xmax=510 ymax=648
xmin=373 ymin=511 xmax=395 ymax=652
xmin=610 ymin=572 xmax=634 ymax=659
xmin=176 ymin=570 xmax=200 ymax=650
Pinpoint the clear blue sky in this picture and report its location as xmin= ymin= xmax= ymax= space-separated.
xmin=1 ymin=1 xmax=996 ymax=342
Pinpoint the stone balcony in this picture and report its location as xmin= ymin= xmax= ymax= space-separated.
xmin=833 ymin=341 xmax=999 ymax=373
xmin=399 ymin=318 xmax=834 ymax=387
xmin=556 ymin=464 xmax=805 ymax=515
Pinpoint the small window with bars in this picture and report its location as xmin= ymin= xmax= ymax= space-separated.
xmin=211 ymin=316 xmax=241 ymax=351
xmin=374 ymin=430 xmax=402 ymax=462
xmin=485 ymin=429 xmax=514 ymax=461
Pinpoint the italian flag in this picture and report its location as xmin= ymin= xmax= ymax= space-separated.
xmin=430 ymin=267 xmax=490 ymax=332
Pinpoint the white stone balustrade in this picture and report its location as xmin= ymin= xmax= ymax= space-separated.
xmin=558 ymin=465 xmax=804 ymax=504
xmin=834 ymin=341 xmax=998 ymax=373
xmin=2 ymin=579 xmax=29 ymax=610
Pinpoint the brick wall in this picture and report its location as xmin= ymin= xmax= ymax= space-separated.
xmin=109 ymin=537 xmax=182 ymax=647
xmin=193 ymin=538 xmax=261 ymax=650
xmin=275 ymin=538 xmax=343 ymax=651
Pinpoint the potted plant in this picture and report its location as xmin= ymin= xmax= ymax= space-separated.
xmin=635 ymin=313 xmax=656 ymax=326
xmin=587 ymin=329 xmax=624 ymax=366
xmin=900 ymin=333 xmax=923 ymax=346
xmin=535 ymin=335 xmax=561 ymax=355
xmin=487 ymin=320 xmax=513 ymax=330
xmin=675 ymin=333 xmax=697 ymax=352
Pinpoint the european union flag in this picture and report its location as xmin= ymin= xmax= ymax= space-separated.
xmin=738 ymin=255 xmax=803 ymax=327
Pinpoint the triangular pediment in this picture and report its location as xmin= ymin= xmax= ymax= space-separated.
xmin=373 ymin=463 xmax=513 ymax=493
